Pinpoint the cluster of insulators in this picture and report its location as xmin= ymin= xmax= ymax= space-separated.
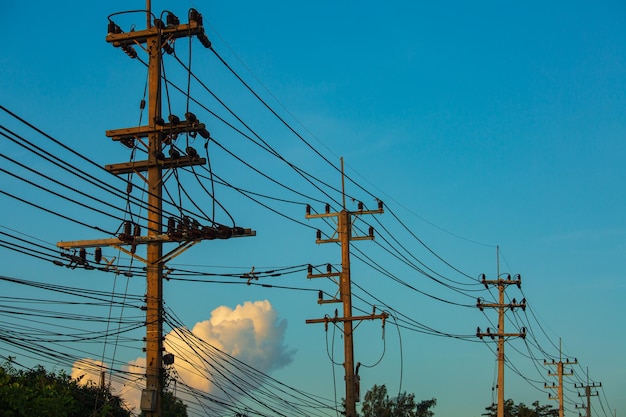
xmin=305 ymin=199 xmax=384 ymax=215
xmin=307 ymin=263 xmax=334 ymax=275
xmin=106 ymin=22 xmax=137 ymax=58
xmin=479 ymin=273 xmax=522 ymax=289
xmin=166 ymin=217 xmax=246 ymax=241
xmin=57 ymin=247 xmax=108 ymax=270
xmin=154 ymin=112 xmax=210 ymax=139
xmin=119 ymin=221 xmax=141 ymax=243
xmin=189 ymin=8 xmax=211 ymax=48
xmin=476 ymin=297 xmax=527 ymax=311
xmin=476 ymin=326 xmax=527 ymax=340
xmin=108 ymin=8 xmax=211 ymax=57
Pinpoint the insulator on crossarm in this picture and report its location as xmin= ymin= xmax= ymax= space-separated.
xmin=166 ymin=12 xmax=180 ymax=26
xmin=201 ymin=226 xmax=217 ymax=240
xmin=520 ymin=327 xmax=527 ymax=339
xmin=185 ymin=112 xmax=197 ymax=123
xmin=186 ymin=147 xmax=199 ymax=158
xmin=325 ymin=203 xmax=330 ymax=213
xmin=476 ymin=327 xmax=482 ymax=338
xmin=167 ymin=217 xmax=175 ymax=235
xmin=107 ymin=21 xmax=122 ymax=34
xmin=476 ymin=298 xmax=483 ymax=311
xmin=197 ymin=32 xmax=212 ymax=48
xmin=133 ymin=223 xmax=141 ymax=237
xmin=521 ymin=298 xmax=526 ymax=311
xmin=197 ymin=127 xmax=210 ymax=139
xmin=95 ymin=247 xmax=102 ymax=263
xmin=121 ymin=45 xmax=137 ymax=59
xmin=216 ymin=225 xmax=233 ymax=239
xmin=121 ymin=221 xmax=132 ymax=238
xmin=368 ymin=226 xmax=374 ymax=238
xmin=316 ymin=229 xmax=321 ymax=240
xmin=189 ymin=8 xmax=203 ymax=26
xmin=307 ymin=264 xmax=312 ymax=275
xmin=153 ymin=18 xmax=165 ymax=29
xmin=306 ymin=204 xmax=311 ymax=215
xmin=79 ymin=248 xmax=87 ymax=263
xmin=162 ymin=42 xmax=174 ymax=54
xmin=358 ymin=201 xmax=363 ymax=211
xmin=378 ymin=199 xmax=384 ymax=210
xmin=168 ymin=114 xmax=180 ymax=125
xmin=169 ymin=147 xmax=180 ymax=159
xmin=318 ymin=291 xmax=323 ymax=302
xmin=326 ymin=263 xmax=332 ymax=273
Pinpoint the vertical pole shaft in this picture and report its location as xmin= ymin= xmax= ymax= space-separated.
xmin=586 ymin=386 xmax=591 ymax=417
xmin=497 ymin=281 xmax=505 ymax=417
xmin=146 ymin=29 xmax=163 ymax=417
xmin=340 ymin=157 xmax=346 ymax=209
xmin=558 ymin=362 xmax=564 ymax=417
xmin=339 ymin=209 xmax=356 ymax=417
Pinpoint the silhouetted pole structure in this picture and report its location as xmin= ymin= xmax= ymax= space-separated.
xmin=545 ymin=339 xmax=577 ymax=417
xmin=477 ymin=248 xmax=526 ymax=417
xmin=575 ymin=368 xmax=601 ymax=417
xmin=58 ymin=5 xmax=254 ymax=417
xmin=305 ymin=158 xmax=386 ymax=417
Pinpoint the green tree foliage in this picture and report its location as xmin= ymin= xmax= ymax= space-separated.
xmin=360 ymin=384 xmax=437 ymax=417
xmin=482 ymin=399 xmax=558 ymax=417
xmin=0 ymin=360 xmax=130 ymax=417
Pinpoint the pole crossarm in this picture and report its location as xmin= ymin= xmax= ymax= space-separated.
xmin=57 ymin=229 xmax=256 ymax=249
xmin=306 ymin=312 xmax=389 ymax=325
xmin=476 ymin=330 xmax=526 ymax=339
xmin=105 ymin=157 xmax=206 ymax=175
xmin=106 ymin=120 xmax=210 ymax=144
xmin=106 ymin=21 xmax=203 ymax=47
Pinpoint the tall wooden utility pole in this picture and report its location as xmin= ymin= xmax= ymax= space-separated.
xmin=477 ymin=248 xmax=526 ymax=417
xmin=305 ymin=158 xmax=386 ymax=417
xmin=545 ymin=339 xmax=577 ymax=417
xmin=57 ymin=6 xmax=254 ymax=417
xmin=575 ymin=369 xmax=601 ymax=417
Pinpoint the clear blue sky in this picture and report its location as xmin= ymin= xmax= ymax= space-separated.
xmin=1 ymin=1 xmax=624 ymax=416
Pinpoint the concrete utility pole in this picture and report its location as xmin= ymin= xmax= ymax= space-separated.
xmin=575 ymin=368 xmax=601 ymax=417
xmin=305 ymin=158 xmax=386 ymax=417
xmin=545 ymin=340 xmax=577 ymax=417
xmin=57 ymin=6 xmax=254 ymax=417
xmin=476 ymin=249 xmax=526 ymax=417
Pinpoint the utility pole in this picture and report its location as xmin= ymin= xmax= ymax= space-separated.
xmin=305 ymin=158 xmax=386 ymax=417
xmin=575 ymin=368 xmax=601 ymax=417
xmin=545 ymin=339 xmax=577 ymax=417
xmin=57 ymin=6 xmax=254 ymax=417
xmin=476 ymin=248 xmax=526 ymax=417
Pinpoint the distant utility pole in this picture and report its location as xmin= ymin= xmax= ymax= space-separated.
xmin=57 ymin=5 xmax=254 ymax=417
xmin=305 ymin=158 xmax=386 ymax=417
xmin=545 ymin=339 xmax=577 ymax=417
xmin=575 ymin=368 xmax=601 ymax=417
xmin=476 ymin=247 xmax=526 ymax=417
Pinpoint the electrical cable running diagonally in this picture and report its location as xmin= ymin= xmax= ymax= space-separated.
xmin=162 ymin=307 xmax=341 ymax=417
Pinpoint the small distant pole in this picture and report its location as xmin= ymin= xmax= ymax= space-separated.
xmin=545 ymin=338 xmax=577 ymax=417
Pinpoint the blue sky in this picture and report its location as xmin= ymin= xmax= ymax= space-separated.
xmin=1 ymin=1 xmax=624 ymax=416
